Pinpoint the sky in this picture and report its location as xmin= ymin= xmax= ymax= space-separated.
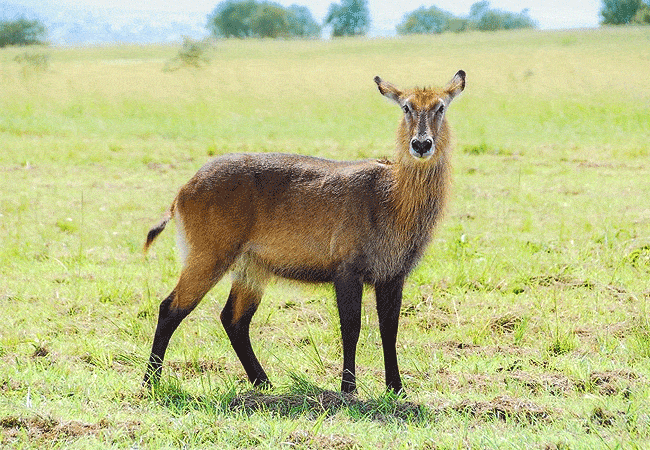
xmin=25 ymin=0 xmax=603 ymax=33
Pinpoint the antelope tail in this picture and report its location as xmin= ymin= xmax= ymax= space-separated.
xmin=143 ymin=198 xmax=176 ymax=253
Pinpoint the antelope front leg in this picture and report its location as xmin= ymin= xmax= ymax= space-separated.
xmin=333 ymin=272 xmax=363 ymax=393
xmin=375 ymin=275 xmax=405 ymax=394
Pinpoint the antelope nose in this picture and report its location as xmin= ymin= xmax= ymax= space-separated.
xmin=411 ymin=138 xmax=433 ymax=156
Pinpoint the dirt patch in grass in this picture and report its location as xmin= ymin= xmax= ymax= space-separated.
xmin=452 ymin=395 xmax=552 ymax=423
xmin=589 ymin=369 xmax=640 ymax=396
xmin=573 ymin=320 xmax=632 ymax=338
xmin=527 ymin=274 xmax=596 ymax=290
xmin=507 ymin=369 xmax=641 ymax=396
xmin=0 ymin=415 xmax=137 ymax=444
xmin=589 ymin=406 xmax=619 ymax=427
xmin=284 ymin=430 xmax=359 ymax=449
xmin=0 ymin=379 xmax=25 ymax=393
xmin=425 ymin=365 xmax=643 ymax=397
xmin=490 ymin=313 xmax=524 ymax=333
xmin=430 ymin=367 xmax=572 ymax=397
xmin=506 ymin=371 xmax=575 ymax=396
xmin=31 ymin=345 xmax=50 ymax=359
xmin=433 ymin=368 xmax=498 ymax=394
xmin=0 ymin=415 xmax=143 ymax=446
xmin=167 ymin=358 xmax=226 ymax=376
xmin=523 ymin=274 xmax=639 ymax=302
xmin=417 ymin=312 xmax=453 ymax=331
xmin=430 ymin=340 xmax=537 ymax=358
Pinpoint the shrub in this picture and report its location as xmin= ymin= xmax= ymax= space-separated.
xmin=14 ymin=52 xmax=49 ymax=72
xmin=207 ymin=0 xmax=320 ymax=39
xmin=0 ymin=17 xmax=46 ymax=47
xmin=397 ymin=6 xmax=455 ymax=35
xmin=600 ymin=0 xmax=645 ymax=24
xmin=398 ymin=1 xmax=535 ymax=35
xmin=163 ymin=38 xmax=210 ymax=72
xmin=324 ymin=0 xmax=370 ymax=37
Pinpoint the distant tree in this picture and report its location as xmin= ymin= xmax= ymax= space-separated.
xmin=208 ymin=0 xmax=257 ymax=38
xmin=251 ymin=3 xmax=289 ymax=38
xmin=468 ymin=1 xmax=536 ymax=31
xmin=286 ymin=5 xmax=321 ymax=38
xmin=600 ymin=0 xmax=644 ymax=24
xmin=397 ymin=1 xmax=535 ymax=35
xmin=505 ymin=9 xmax=536 ymax=29
xmin=632 ymin=3 xmax=650 ymax=23
xmin=397 ymin=6 xmax=455 ymax=35
xmin=446 ymin=18 xmax=470 ymax=32
xmin=207 ymin=0 xmax=320 ymax=38
xmin=475 ymin=8 xmax=535 ymax=31
xmin=0 ymin=17 xmax=46 ymax=47
xmin=468 ymin=0 xmax=490 ymax=22
xmin=324 ymin=0 xmax=370 ymax=37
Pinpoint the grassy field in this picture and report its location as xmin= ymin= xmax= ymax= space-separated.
xmin=1 ymin=27 xmax=650 ymax=448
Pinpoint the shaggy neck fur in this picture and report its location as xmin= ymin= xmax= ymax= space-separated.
xmin=387 ymin=118 xmax=452 ymax=238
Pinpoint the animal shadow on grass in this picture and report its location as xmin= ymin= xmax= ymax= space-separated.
xmin=230 ymin=385 xmax=428 ymax=423
xmin=146 ymin=375 xmax=556 ymax=424
xmin=147 ymin=376 xmax=429 ymax=424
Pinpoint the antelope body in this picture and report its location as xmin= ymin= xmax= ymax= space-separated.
xmin=143 ymin=71 xmax=466 ymax=393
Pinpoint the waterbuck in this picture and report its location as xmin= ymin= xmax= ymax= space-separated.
xmin=142 ymin=71 xmax=466 ymax=394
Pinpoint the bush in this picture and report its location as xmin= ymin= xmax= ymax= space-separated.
xmin=469 ymin=1 xmax=536 ymax=31
xmin=324 ymin=0 xmax=370 ymax=37
xmin=207 ymin=0 xmax=320 ymax=38
xmin=0 ymin=18 xmax=46 ymax=47
xmin=250 ymin=3 xmax=290 ymax=38
xmin=600 ymin=0 xmax=645 ymax=24
xmin=286 ymin=5 xmax=321 ymax=38
xmin=397 ymin=1 xmax=535 ymax=35
xmin=163 ymin=38 xmax=210 ymax=72
xmin=14 ymin=52 xmax=49 ymax=70
xmin=397 ymin=6 xmax=455 ymax=35
xmin=632 ymin=4 xmax=650 ymax=23
xmin=475 ymin=9 xmax=536 ymax=31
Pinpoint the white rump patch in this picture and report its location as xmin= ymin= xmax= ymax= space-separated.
xmin=175 ymin=210 xmax=190 ymax=267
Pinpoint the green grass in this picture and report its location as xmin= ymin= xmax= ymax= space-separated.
xmin=1 ymin=27 xmax=650 ymax=448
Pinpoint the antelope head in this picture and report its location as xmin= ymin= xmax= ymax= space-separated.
xmin=375 ymin=71 xmax=465 ymax=162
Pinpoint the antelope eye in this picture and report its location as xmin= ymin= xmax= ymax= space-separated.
xmin=402 ymin=105 xmax=410 ymax=114
xmin=438 ymin=104 xmax=445 ymax=114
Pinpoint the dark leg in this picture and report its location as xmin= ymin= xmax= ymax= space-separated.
xmin=143 ymin=290 xmax=193 ymax=387
xmin=375 ymin=276 xmax=405 ymax=394
xmin=220 ymin=283 xmax=270 ymax=388
xmin=143 ymin=257 xmax=226 ymax=389
xmin=334 ymin=272 xmax=363 ymax=393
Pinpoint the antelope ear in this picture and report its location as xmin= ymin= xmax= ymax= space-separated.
xmin=445 ymin=70 xmax=466 ymax=102
xmin=374 ymin=76 xmax=403 ymax=105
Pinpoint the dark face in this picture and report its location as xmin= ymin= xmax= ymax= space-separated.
xmin=374 ymin=71 xmax=466 ymax=162
xmin=400 ymin=93 xmax=447 ymax=161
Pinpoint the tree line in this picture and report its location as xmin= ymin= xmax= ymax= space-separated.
xmin=206 ymin=0 xmax=536 ymax=39
xmin=205 ymin=0 xmax=371 ymax=38
xmin=2 ymin=0 xmax=650 ymax=47
xmin=397 ymin=1 xmax=535 ymax=34
xmin=200 ymin=0 xmax=650 ymax=38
